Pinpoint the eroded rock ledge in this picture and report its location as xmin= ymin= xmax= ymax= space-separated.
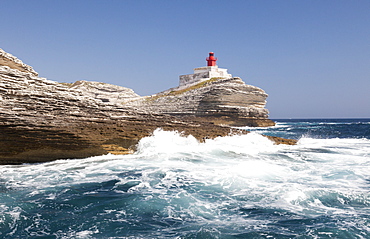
xmin=129 ymin=77 xmax=275 ymax=127
xmin=0 ymin=49 xmax=295 ymax=164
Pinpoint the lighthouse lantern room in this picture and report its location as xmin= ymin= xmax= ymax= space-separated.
xmin=206 ymin=52 xmax=217 ymax=66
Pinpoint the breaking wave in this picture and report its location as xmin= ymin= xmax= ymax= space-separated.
xmin=1 ymin=121 xmax=370 ymax=238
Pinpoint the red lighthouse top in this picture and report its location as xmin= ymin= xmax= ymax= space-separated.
xmin=206 ymin=52 xmax=217 ymax=66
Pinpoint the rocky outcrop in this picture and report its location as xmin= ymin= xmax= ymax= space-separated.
xmin=69 ymin=80 xmax=141 ymax=104
xmin=0 ymin=48 xmax=38 ymax=76
xmin=128 ymin=77 xmax=275 ymax=127
xmin=0 ymin=49 xmax=295 ymax=164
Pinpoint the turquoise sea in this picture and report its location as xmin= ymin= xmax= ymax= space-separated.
xmin=1 ymin=119 xmax=369 ymax=238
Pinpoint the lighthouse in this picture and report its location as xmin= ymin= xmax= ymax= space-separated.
xmin=206 ymin=52 xmax=217 ymax=66
xmin=179 ymin=52 xmax=232 ymax=88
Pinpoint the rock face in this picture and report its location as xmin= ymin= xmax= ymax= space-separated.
xmin=0 ymin=48 xmax=293 ymax=164
xmin=0 ymin=49 xmax=38 ymax=76
xmin=69 ymin=80 xmax=141 ymax=104
xmin=131 ymin=77 xmax=274 ymax=127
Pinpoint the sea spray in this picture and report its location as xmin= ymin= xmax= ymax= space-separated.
xmin=0 ymin=120 xmax=370 ymax=238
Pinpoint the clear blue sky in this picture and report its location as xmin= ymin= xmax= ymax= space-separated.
xmin=1 ymin=0 xmax=369 ymax=118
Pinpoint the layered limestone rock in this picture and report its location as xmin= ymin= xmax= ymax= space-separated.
xmin=0 ymin=48 xmax=38 ymax=76
xmin=0 ymin=63 xmax=249 ymax=164
xmin=130 ymin=77 xmax=274 ymax=127
xmin=0 ymin=49 xmax=294 ymax=164
xmin=69 ymin=80 xmax=141 ymax=104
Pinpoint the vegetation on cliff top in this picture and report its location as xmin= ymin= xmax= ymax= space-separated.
xmin=145 ymin=78 xmax=222 ymax=102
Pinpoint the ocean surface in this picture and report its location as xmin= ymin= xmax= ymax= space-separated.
xmin=1 ymin=119 xmax=369 ymax=238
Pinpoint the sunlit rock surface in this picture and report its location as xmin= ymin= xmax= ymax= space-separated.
xmin=70 ymin=80 xmax=141 ymax=104
xmin=132 ymin=77 xmax=274 ymax=127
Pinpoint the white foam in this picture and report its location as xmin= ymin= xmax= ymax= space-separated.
xmin=136 ymin=129 xmax=279 ymax=158
xmin=0 ymin=129 xmax=369 ymax=230
xmin=236 ymin=122 xmax=291 ymax=130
